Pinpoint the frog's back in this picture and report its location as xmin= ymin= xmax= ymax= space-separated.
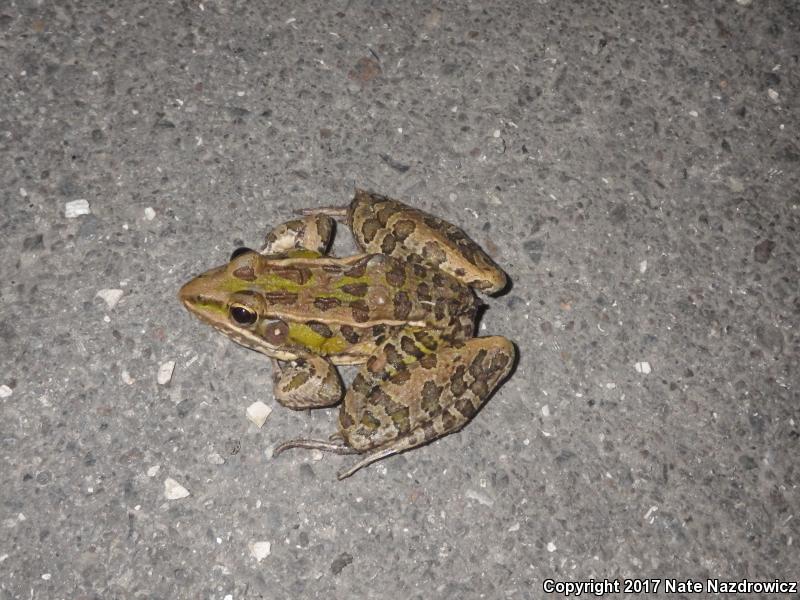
xmin=255 ymin=253 xmax=475 ymax=330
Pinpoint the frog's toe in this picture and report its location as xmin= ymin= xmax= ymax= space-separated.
xmin=273 ymin=438 xmax=358 ymax=457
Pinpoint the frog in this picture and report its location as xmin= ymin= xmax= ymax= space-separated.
xmin=178 ymin=189 xmax=516 ymax=479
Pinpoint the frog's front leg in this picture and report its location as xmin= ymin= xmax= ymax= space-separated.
xmin=275 ymin=334 xmax=516 ymax=478
xmin=271 ymin=354 xmax=343 ymax=410
xmin=259 ymin=214 xmax=335 ymax=256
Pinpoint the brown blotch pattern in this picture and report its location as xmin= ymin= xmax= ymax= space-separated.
xmin=340 ymin=325 xmax=361 ymax=344
xmin=421 ymin=380 xmax=443 ymax=414
xmin=385 ymin=261 xmax=406 ymax=288
xmin=390 ymin=407 xmax=410 ymax=433
xmin=264 ymin=290 xmax=299 ymax=305
xmin=232 ymin=266 xmax=256 ymax=281
xmin=417 ymin=282 xmax=431 ymax=301
xmin=307 ymin=321 xmax=334 ymax=338
xmin=314 ymin=297 xmax=342 ymax=310
xmin=273 ymin=266 xmax=311 ymax=285
xmin=383 ymin=344 xmax=405 ymax=371
xmin=393 ymin=219 xmax=416 ymax=241
xmin=400 ymin=336 xmax=424 ymax=358
xmin=351 ymin=373 xmax=372 ymax=395
xmin=376 ymin=205 xmax=395 ymax=226
xmin=361 ymin=218 xmax=380 ymax=243
xmin=419 ymin=353 xmax=438 ymax=370
xmin=381 ymin=233 xmax=397 ymax=255
xmin=422 ymin=241 xmax=447 ymax=265
xmin=350 ymin=299 xmax=371 ymax=323
xmin=344 ymin=256 xmax=370 ymax=277
xmin=341 ymin=282 xmax=368 ymax=297
xmin=393 ymin=291 xmax=412 ymax=320
xmin=413 ymin=330 xmax=439 ymax=351
xmin=451 ymin=365 xmax=468 ymax=397
xmin=360 ymin=410 xmax=381 ymax=430
xmin=389 ymin=369 xmax=412 ymax=385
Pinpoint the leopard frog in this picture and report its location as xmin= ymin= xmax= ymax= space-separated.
xmin=179 ymin=190 xmax=516 ymax=478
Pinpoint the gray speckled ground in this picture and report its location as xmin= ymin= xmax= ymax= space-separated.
xmin=1 ymin=1 xmax=798 ymax=598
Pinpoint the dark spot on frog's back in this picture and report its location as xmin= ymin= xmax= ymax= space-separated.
xmin=340 ymin=325 xmax=361 ymax=344
xmin=400 ymin=336 xmax=424 ymax=358
xmin=393 ymin=291 xmax=412 ymax=320
xmin=307 ymin=321 xmax=334 ymax=338
xmin=341 ymin=282 xmax=368 ymax=297
xmin=349 ymin=300 xmax=371 ymax=323
xmin=344 ymin=255 xmax=370 ymax=277
xmin=263 ymin=290 xmax=299 ymax=305
xmin=314 ymin=297 xmax=341 ymax=311
xmin=385 ymin=261 xmax=406 ymax=287
xmin=273 ymin=266 xmax=311 ymax=285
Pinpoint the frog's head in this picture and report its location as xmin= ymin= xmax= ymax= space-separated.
xmin=178 ymin=248 xmax=293 ymax=356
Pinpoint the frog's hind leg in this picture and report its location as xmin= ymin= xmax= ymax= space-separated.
xmin=337 ymin=335 xmax=516 ymax=478
xmin=347 ymin=189 xmax=508 ymax=294
xmin=259 ymin=214 xmax=335 ymax=255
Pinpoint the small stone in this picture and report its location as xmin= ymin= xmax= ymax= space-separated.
xmin=639 ymin=260 xmax=648 ymax=274
xmin=753 ymin=239 xmax=775 ymax=263
xmin=121 ymin=370 xmax=135 ymax=385
xmin=767 ymin=88 xmax=779 ymax=102
xmin=157 ymin=360 xmax=175 ymax=385
xmin=465 ymin=489 xmax=494 ymax=506
xmin=541 ymin=405 xmax=550 ymax=417
xmin=735 ymin=0 xmax=752 ymax=4
xmin=634 ymin=361 xmax=652 ymax=374
xmin=147 ymin=465 xmax=160 ymax=477
xmin=65 ymin=199 xmax=91 ymax=218
xmin=249 ymin=541 xmax=271 ymax=562
xmin=207 ymin=452 xmax=225 ymax=465
xmin=164 ymin=477 xmax=190 ymax=500
xmin=310 ymin=449 xmax=324 ymax=461
xmin=144 ymin=207 xmax=156 ymax=220
xmin=547 ymin=541 xmax=557 ymax=552
xmin=96 ymin=288 xmax=124 ymax=310
xmin=246 ymin=401 xmax=272 ymax=428
xmin=0 ymin=385 xmax=12 ymax=399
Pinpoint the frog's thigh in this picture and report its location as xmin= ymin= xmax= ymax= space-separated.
xmin=339 ymin=335 xmax=515 ymax=457
xmin=271 ymin=355 xmax=343 ymax=410
xmin=348 ymin=189 xmax=507 ymax=293
xmin=260 ymin=215 xmax=335 ymax=255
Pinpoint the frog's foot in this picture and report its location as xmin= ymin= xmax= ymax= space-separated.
xmin=273 ymin=438 xmax=359 ymax=457
xmin=260 ymin=214 xmax=335 ymax=255
xmin=271 ymin=355 xmax=343 ymax=410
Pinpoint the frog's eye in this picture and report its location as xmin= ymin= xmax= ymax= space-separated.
xmin=230 ymin=304 xmax=257 ymax=325
xmin=230 ymin=247 xmax=255 ymax=261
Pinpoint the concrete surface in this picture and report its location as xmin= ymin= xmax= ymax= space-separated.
xmin=1 ymin=1 xmax=798 ymax=598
